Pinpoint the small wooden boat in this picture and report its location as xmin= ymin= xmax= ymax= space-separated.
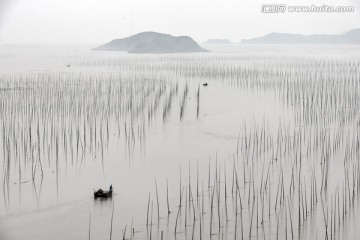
xmin=94 ymin=185 xmax=113 ymax=198
xmin=203 ymin=82 xmax=208 ymax=86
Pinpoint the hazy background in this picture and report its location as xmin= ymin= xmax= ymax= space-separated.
xmin=0 ymin=0 xmax=359 ymax=44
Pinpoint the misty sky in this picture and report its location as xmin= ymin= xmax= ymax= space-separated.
xmin=0 ymin=0 xmax=359 ymax=44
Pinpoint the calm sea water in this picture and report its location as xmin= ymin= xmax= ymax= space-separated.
xmin=0 ymin=44 xmax=360 ymax=240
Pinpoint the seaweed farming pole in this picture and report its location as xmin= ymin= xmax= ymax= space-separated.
xmin=155 ymin=179 xmax=160 ymax=220
xmin=146 ymin=193 xmax=150 ymax=226
xmin=167 ymin=178 xmax=170 ymax=215
xmin=88 ymin=213 xmax=91 ymax=240
xmin=110 ymin=201 xmax=115 ymax=240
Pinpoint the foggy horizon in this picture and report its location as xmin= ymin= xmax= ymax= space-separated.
xmin=0 ymin=0 xmax=359 ymax=44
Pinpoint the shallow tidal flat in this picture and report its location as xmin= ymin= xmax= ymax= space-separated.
xmin=0 ymin=45 xmax=360 ymax=240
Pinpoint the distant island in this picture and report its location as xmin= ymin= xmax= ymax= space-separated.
xmin=94 ymin=32 xmax=208 ymax=53
xmin=203 ymin=39 xmax=233 ymax=44
xmin=241 ymin=28 xmax=360 ymax=44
